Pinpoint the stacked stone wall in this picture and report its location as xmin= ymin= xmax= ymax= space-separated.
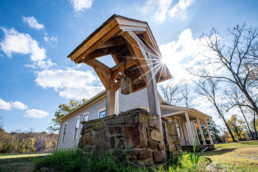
xmin=79 ymin=108 xmax=180 ymax=167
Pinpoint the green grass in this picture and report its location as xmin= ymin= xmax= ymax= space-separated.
xmin=0 ymin=153 xmax=49 ymax=172
xmin=203 ymin=140 xmax=258 ymax=172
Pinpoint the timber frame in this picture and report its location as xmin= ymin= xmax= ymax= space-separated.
xmin=68 ymin=14 xmax=171 ymax=116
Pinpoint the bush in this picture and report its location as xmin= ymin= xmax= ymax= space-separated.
xmin=34 ymin=145 xmax=210 ymax=172
xmin=34 ymin=148 xmax=146 ymax=172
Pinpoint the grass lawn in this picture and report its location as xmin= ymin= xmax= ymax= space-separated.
xmin=203 ymin=141 xmax=258 ymax=172
xmin=0 ymin=153 xmax=50 ymax=172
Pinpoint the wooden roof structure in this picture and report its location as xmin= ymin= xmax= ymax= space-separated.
xmin=68 ymin=14 xmax=171 ymax=93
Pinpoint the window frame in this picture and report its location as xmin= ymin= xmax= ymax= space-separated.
xmin=98 ymin=108 xmax=106 ymax=119
xmin=74 ymin=116 xmax=80 ymax=141
xmin=83 ymin=112 xmax=89 ymax=122
xmin=62 ymin=122 xmax=68 ymax=143
xmin=175 ymin=118 xmax=181 ymax=138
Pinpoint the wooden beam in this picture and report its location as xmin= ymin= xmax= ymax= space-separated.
xmin=94 ymin=67 xmax=110 ymax=90
xmin=111 ymin=58 xmax=136 ymax=72
xmin=74 ymin=25 xmax=121 ymax=63
xmin=70 ymin=18 xmax=118 ymax=60
xmin=111 ymin=70 xmax=121 ymax=82
xmin=83 ymin=44 xmax=128 ymax=61
xmin=97 ymin=36 xmax=126 ymax=49
xmin=114 ymin=81 xmax=121 ymax=92
xmin=121 ymin=31 xmax=150 ymax=82
xmin=84 ymin=59 xmax=111 ymax=75
xmin=108 ymin=80 xmax=115 ymax=115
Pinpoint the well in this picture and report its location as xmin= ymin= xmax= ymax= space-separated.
xmin=79 ymin=108 xmax=180 ymax=167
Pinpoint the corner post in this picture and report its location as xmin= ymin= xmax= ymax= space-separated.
xmin=197 ymin=118 xmax=207 ymax=145
xmin=185 ymin=112 xmax=194 ymax=145
xmin=204 ymin=119 xmax=214 ymax=145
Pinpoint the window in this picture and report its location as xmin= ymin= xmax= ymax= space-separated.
xmin=62 ymin=123 xmax=67 ymax=142
xmin=99 ymin=109 xmax=106 ymax=118
xmin=176 ymin=119 xmax=181 ymax=138
xmin=83 ymin=113 xmax=89 ymax=121
xmin=74 ymin=118 xmax=80 ymax=140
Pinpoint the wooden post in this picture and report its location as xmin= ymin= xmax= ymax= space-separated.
xmin=179 ymin=118 xmax=187 ymax=146
xmin=145 ymin=57 xmax=166 ymax=160
xmin=191 ymin=121 xmax=200 ymax=146
xmin=185 ymin=112 xmax=194 ymax=145
xmin=205 ymin=119 xmax=214 ymax=145
xmin=197 ymin=118 xmax=207 ymax=145
xmin=108 ymin=80 xmax=115 ymax=115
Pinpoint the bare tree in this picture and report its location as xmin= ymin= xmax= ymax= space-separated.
xmin=194 ymin=78 xmax=237 ymax=142
xmin=195 ymin=24 xmax=258 ymax=115
xmin=180 ymin=83 xmax=194 ymax=107
xmin=160 ymin=83 xmax=181 ymax=105
xmin=225 ymin=86 xmax=256 ymax=140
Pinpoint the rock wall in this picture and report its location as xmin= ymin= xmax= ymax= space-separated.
xmin=79 ymin=108 xmax=180 ymax=167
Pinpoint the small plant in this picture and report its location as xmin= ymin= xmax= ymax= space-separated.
xmin=168 ymin=151 xmax=185 ymax=169
xmin=189 ymin=141 xmax=207 ymax=165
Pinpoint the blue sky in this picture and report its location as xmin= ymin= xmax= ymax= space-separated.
xmin=0 ymin=0 xmax=257 ymax=132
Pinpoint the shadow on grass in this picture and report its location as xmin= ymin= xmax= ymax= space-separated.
xmin=203 ymin=148 xmax=236 ymax=156
xmin=0 ymin=156 xmax=45 ymax=172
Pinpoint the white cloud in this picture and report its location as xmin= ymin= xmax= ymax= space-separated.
xmin=22 ymin=16 xmax=44 ymax=30
xmin=141 ymin=0 xmax=195 ymax=22
xmin=25 ymin=59 xmax=56 ymax=69
xmin=11 ymin=101 xmax=28 ymax=110
xmin=35 ymin=69 xmax=104 ymax=99
xmin=169 ymin=0 xmax=195 ymax=18
xmin=44 ymin=34 xmax=58 ymax=43
xmin=160 ymin=28 xmax=207 ymax=84
xmin=0 ymin=27 xmax=46 ymax=61
xmin=0 ymin=98 xmax=11 ymax=110
xmin=24 ymin=109 xmax=49 ymax=118
xmin=70 ymin=0 xmax=93 ymax=12
xmin=0 ymin=98 xmax=28 ymax=111
xmin=142 ymin=0 xmax=172 ymax=22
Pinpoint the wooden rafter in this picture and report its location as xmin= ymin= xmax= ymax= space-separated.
xmin=97 ymin=36 xmax=126 ymax=49
xmin=83 ymin=59 xmax=110 ymax=75
xmin=75 ymin=25 xmax=121 ymax=63
xmin=111 ymin=58 xmax=136 ymax=72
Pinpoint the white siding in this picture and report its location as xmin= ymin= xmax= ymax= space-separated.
xmin=57 ymin=97 xmax=106 ymax=149
xmin=119 ymin=88 xmax=149 ymax=113
xmin=58 ymin=88 xmax=151 ymax=149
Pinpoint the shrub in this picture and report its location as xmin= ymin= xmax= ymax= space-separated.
xmin=34 ymin=148 xmax=147 ymax=172
xmin=34 ymin=145 xmax=209 ymax=172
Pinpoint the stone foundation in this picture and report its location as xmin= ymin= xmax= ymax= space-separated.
xmin=79 ymin=108 xmax=180 ymax=167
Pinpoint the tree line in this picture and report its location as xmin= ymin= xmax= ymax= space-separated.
xmin=0 ymin=127 xmax=57 ymax=153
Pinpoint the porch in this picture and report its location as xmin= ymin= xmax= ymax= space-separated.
xmin=161 ymin=105 xmax=215 ymax=152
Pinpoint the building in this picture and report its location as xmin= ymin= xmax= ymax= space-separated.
xmin=57 ymin=88 xmax=214 ymax=151
xmin=57 ymin=14 xmax=214 ymax=152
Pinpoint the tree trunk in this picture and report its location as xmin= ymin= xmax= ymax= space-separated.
xmin=239 ymin=105 xmax=256 ymax=140
xmin=254 ymin=113 xmax=258 ymax=139
xmin=241 ymin=88 xmax=258 ymax=116
xmin=215 ymin=106 xmax=237 ymax=142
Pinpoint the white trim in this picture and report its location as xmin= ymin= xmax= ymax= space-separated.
xmin=161 ymin=105 xmax=212 ymax=119
xmin=115 ymin=89 xmax=119 ymax=114
xmin=83 ymin=112 xmax=89 ymax=121
xmin=62 ymin=122 xmax=68 ymax=143
xmin=98 ymin=107 xmax=106 ymax=118
xmin=162 ymin=111 xmax=185 ymax=117
xmin=138 ymin=105 xmax=149 ymax=112
xmin=74 ymin=116 xmax=80 ymax=141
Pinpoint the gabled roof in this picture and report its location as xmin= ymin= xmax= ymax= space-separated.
xmin=67 ymin=14 xmax=171 ymax=92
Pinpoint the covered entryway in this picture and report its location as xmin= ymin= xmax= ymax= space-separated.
xmin=161 ymin=104 xmax=215 ymax=151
